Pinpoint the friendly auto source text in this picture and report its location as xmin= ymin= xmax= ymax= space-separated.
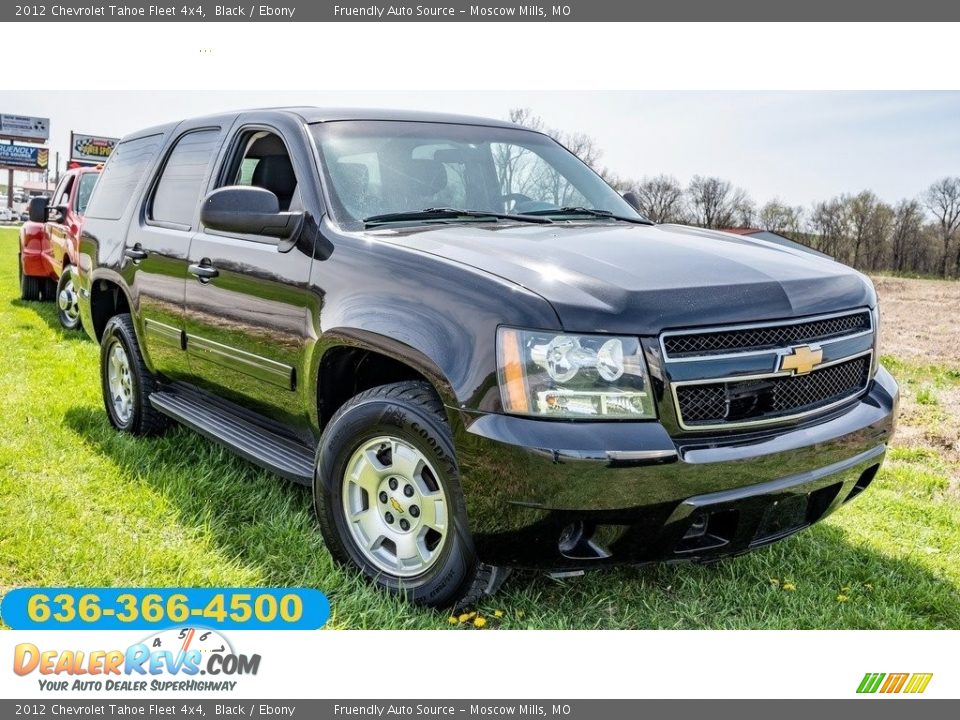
xmin=334 ymin=5 xmax=566 ymax=17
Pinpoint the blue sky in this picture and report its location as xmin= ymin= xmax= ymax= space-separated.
xmin=6 ymin=90 xmax=958 ymax=207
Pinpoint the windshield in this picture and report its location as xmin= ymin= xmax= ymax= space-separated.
xmin=75 ymin=172 xmax=99 ymax=215
xmin=310 ymin=120 xmax=642 ymax=229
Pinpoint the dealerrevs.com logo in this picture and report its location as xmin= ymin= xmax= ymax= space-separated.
xmin=13 ymin=627 xmax=261 ymax=693
xmin=857 ymin=673 xmax=933 ymax=694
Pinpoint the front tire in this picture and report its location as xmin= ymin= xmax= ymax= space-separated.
xmin=315 ymin=381 xmax=490 ymax=608
xmin=56 ymin=266 xmax=83 ymax=330
xmin=100 ymin=314 xmax=169 ymax=436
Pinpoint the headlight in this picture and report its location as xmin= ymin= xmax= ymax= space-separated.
xmin=497 ymin=327 xmax=656 ymax=419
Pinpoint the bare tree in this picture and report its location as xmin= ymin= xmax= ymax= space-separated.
xmin=759 ymin=199 xmax=804 ymax=237
xmin=890 ymin=199 xmax=926 ymax=273
xmin=686 ymin=176 xmax=751 ymax=229
xmin=808 ymin=197 xmax=851 ymax=261
xmin=924 ymin=177 xmax=960 ymax=277
xmin=847 ymin=191 xmax=893 ymax=269
xmin=629 ymin=174 xmax=685 ymax=223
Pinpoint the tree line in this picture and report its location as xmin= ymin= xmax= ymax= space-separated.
xmin=510 ymin=108 xmax=960 ymax=279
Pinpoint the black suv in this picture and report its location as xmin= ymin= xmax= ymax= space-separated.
xmin=77 ymin=108 xmax=898 ymax=607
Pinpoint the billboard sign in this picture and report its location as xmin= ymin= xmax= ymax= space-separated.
xmin=70 ymin=132 xmax=118 ymax=164
xmin=0 ymin=114 xmax=50 ymax=142
xmin=0 ymin=143 xmax=49 ymax=170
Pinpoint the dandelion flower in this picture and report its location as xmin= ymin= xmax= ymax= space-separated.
xmin=782 ymin=582 xmax=796 ymax=592
xmin=448 ymin=616 xmax=458 ymax=625
xmin=836 ymin=594 xmax=849 ymax=603
xmin=493 ymin=609 xmax=504 ymax=618
xmin=474 ymin=617 xmax=487 ymax=628
xmin=769 ymin=578 xmax=780 ymax=587
xmin=458 ymin=611 xmax=476 ymax=623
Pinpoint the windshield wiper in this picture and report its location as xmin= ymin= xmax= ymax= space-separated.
xmin=364 ymin=207 xmax=554 ymax=227
xmin=525 ymin=207 xmax=654 ymax=225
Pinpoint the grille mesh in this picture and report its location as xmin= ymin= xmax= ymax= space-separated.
xmin=664 ymin=312 xmax=871 ymax=357
xmin=676 ymin=355 xmax=871 ymax=427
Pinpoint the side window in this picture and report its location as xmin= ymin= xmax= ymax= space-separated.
xmin=149 ymin=129 xmax=221 ymax=228
xmin=223 ymin=131 xmax=299 ymax=211
xmin=53 ymin=176 xmax=74 ymax=208
xmin=86 ymin=134 xmax=164 ymax=220
xmin=75 ymin=173 xmax=99 ymax=215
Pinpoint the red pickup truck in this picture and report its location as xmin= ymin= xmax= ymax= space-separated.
xmin=18 ymin=166 xmax=100 ymax=329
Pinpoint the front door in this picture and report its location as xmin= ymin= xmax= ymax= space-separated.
xmin=183 ymin=124 xmax=318 ymax=437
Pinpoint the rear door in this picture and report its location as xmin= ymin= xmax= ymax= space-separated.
xmin=126 ymin=120 xmax=229 ymax=380
xmin=182 ymin=117 xmax=319 ymax=435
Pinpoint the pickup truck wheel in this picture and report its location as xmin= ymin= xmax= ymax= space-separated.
xmin=315 ymin=381 xmax=492 ymax=608
xmin=18 ymin=254 xmax=41 ymax=301
xmin=100 ymin=314 xmax=169 ymax=436
xmin=56 ymin=267 xmax=83 ymax=330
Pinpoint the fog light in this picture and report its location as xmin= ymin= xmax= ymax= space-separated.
xmin=558 ymin=521 xmax=585 ymax=554
xmin=683 ymin=513 xmax=708 ymax=540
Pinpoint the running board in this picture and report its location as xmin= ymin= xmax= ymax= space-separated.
xmin=149 ymin=390 xmax=315 ymax=485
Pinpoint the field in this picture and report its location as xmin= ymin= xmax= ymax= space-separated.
xmin=1 ymin=228 xmax=958 ymax=629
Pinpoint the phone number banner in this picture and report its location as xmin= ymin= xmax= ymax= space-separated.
xmin=0 ymin=144 xmax=49 ymax=170
xmin=0 ymin=588 xmax=329 ymax=631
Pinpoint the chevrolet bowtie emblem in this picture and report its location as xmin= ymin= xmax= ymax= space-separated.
xmin=390 ymin=497 xmax=404 ymax=514
xmin=779 ymin=345 xmax=824 ymax=375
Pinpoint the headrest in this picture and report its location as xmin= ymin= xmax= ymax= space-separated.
xmin=252 ymin=155 xmax=297 ymax=199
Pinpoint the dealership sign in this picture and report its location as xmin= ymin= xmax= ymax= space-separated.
xmin=0 ymin=114 xmax=50 ymax=142
xmin=71 ymin=132 xmax=118 ymax=164
xmin=0 ymin=144 xmax=49 ymax=170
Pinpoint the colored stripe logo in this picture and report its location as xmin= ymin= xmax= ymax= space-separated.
xmin=857 ymin=672 xmax=933 ymax=694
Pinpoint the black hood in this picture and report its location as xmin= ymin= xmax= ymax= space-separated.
xmin=368 ymin=222 xmax=876 ymax=335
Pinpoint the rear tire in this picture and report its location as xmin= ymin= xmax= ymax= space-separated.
xmin=314 ymin=381 xmax=497 ymax=608
xmin=18 ymin=254 xmax=41 ymax=301
xmin=56 ymin=266 xmax=83 ymax=331
xmin=100 ymin=314 xmax=169 ymax=436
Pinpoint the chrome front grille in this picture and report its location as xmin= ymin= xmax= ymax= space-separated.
xmin=662 ymin=309 xmax=875 ymax=431
xmin=662 ymin=310 xmax=871 ymax=358
xmin=675 ymin=354 xmax=871 ymax=428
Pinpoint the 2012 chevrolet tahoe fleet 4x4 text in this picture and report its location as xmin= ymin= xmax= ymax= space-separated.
xmin=76 ymin=108 xmax=899 ymax=607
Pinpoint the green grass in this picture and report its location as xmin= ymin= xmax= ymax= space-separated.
xmin=1 ymin=228 xmax=959 ymax=629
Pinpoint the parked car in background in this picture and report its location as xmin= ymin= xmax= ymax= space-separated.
xmin=19 ymin=210 xmax=30 ymax=222
xmin=0 ymin=207 xmax=14 ymax=222
xmin=77 ymin=108 xmax=897 ymax=607
xmin=18 ymin=166 xmax=101 ymax=329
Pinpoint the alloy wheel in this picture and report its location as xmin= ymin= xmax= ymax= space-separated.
xmin=341 ymin=436 xmax=449 ymax=577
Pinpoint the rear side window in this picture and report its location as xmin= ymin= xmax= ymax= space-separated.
xmin=149 ymin=129 xmax=221 ymax=228
xmin=85 ymin=134 xmax=163 ymax=220
xmin=75 ymin=173 xmax=99 ymax=215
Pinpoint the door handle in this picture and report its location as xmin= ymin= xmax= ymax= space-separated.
xmin=188 ymin=262 xmax=219 ymax=282
xmin=124 ymin=246 xmax=148 ymax=261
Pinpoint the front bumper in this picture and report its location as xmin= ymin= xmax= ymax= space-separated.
xmin=453 ymin=365 xmax=898 ymax=569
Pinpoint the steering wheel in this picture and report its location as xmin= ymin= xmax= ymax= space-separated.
xmin=502 ymin=193 xmax=533 ymax=212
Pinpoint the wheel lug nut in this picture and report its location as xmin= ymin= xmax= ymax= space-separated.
xmin=399 ymin=519 xmax=410 ymax=531
xmin=378 ymin=491 xmax=388 ymax=503
xmin=403 ymin=484 xmax=414 ymax=497
xmin=388 ymin=478 xmax=398 ymax=491
xmin=409 ymin=505 xmax=420 ymax=518
xmin=385 ymin=512 xmax=394 ymax=524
